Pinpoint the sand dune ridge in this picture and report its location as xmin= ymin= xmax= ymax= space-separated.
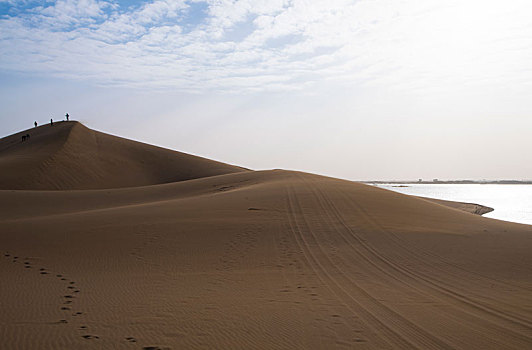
xmin=1 ymin=123 xmax=531 ymax=349
xmin=0 ymin=121 xmax=247 ymax=190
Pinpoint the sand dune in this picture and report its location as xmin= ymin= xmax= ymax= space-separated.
xmin=0 ymin=121 xmax=247 ymax=190
xmin=1 ymin=124 xmax=531 ymax=349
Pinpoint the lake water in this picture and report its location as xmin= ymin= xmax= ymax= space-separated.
xmin=373 ymin=184 xmax=532 ymax=226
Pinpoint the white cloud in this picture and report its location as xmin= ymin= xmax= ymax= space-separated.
xmin=22 ymin=0 xmax=114 ymax=28
xmin=0 ymin=0 xmax=531 ymax=95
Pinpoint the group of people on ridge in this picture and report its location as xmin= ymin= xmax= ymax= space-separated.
xmin=25 ymin=113 xmax=70 ymax=142
xmin=33 ymin=113 xmax=69 ymax=128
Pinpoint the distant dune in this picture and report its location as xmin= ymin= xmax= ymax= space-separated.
xmin=0 ymin=121 xmax=247 ymax=190
xmin=1 ymin=123 xmax=531 ymax=349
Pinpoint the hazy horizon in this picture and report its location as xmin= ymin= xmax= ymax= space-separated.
xmin=2 ymin=0 xmax=531 ymax=181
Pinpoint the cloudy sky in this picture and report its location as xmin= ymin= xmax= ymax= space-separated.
xmin=1 ymin=0 xmax=531 ymax=180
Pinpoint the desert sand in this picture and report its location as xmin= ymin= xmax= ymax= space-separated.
xmin=1 ymin=122 xmax=531 ymax=349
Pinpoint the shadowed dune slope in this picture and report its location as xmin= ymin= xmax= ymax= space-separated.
xmin=0 ymin=121 xmax=247 ymax=190
xmin=1 ymin=170 xmax=531 ymax=349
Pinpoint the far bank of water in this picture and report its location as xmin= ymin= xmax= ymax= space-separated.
xmin=372 ymin=184 xmax=532 ymax=226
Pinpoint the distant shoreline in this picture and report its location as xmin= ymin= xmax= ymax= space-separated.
xmin=420 ymin=197 xmax=494 ymax=216
xmin=364 ymin=180 xmax=532 ymax=185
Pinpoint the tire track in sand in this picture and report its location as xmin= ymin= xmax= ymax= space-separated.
xmin=296 ymin=174 xmax=532 ymax=348
xmin=285 ymin=184 xmax=454 ymax=349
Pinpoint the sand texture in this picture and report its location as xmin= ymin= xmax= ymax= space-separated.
xmin=0 ymin=121 xmax=247 ymax=190
xmin=1 ymin=123 xmax=531 ymax=349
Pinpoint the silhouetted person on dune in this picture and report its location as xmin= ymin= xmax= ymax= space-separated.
xmin=50 ymin=118 xmax=53 ymax=126
xmin=65 ymin=113 xmax=69 ymax=121
xmin=34 ymin=121 xmax=37 ymax=128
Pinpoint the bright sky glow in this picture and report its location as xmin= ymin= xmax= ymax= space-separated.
xmin=1 ymin=0 xmax=532 ymax=180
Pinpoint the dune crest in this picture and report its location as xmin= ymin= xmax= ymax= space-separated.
xmin=1 ymin=124 xmax=531 ymax=349
xmin=0 ymin=121 xmax=247 ymax=190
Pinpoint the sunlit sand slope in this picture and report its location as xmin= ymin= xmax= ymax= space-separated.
xmin=0 ymin=121 xmax=247 ymax=190
xmin=1 ymin=170 xmax=531 ymax=349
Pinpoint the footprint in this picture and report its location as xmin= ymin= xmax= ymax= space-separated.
xmin=6 ymin=252 xmax=91 ymax=342
xmin=82 ymin=335 xmax=99 ymax=340
xmin=7 ymin=252 xmax=92 ymax=343
xmin=126 ymin=337 xmax=136 ymax=343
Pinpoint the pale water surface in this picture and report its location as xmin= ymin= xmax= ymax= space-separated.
xmin=373 ymin=184 xmax=532 ymax=226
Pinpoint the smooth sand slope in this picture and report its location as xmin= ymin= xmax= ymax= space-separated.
xmin=1 ymin=124 xmax=531 ymax=349
xmin=0 ymin=121 xmax=246 ymax=190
